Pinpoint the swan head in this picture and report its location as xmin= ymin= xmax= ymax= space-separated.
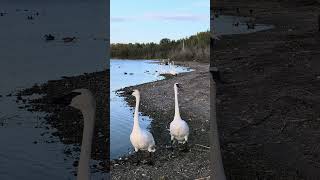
xmin=131 ymin=89 xmax=140 ymax=98
xmin=69 ymin=89 xmax=96 ymax=111
xmin=174 ymin=83 xmax=183 ymax=93
xmin=52 ymin=88 xmax=96 ymax=111
xmin=174 ymin=83 xmax=181 ymax=88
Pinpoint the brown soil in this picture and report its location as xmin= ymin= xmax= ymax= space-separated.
xmin=212 ymin=0 xmax=320 ymax=179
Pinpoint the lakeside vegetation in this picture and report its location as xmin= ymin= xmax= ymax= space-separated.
xmin=111 ymin=31 xmax=210 ymax=62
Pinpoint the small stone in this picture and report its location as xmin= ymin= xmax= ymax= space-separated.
xmin=73 ymin=160 xmax=79 ymax=167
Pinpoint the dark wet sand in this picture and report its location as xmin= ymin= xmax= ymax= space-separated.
xmin=213 ymin=0 xmax=320 ymax=178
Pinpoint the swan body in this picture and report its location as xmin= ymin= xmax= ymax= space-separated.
xmin=170 ymin=83 xmax=189 ymax=143
xmin=130 ymin=90 xmax=156 ymax=152
xmin=169 ymin=61 xmax=177 ymax=75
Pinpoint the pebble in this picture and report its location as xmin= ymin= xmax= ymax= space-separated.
xmin=73 ymin=160 xmax=79 ymax=167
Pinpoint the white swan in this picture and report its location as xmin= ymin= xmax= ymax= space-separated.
xmin=169 ymin=61 xmax=177 ymax=76
xmin=70 ymin=89 xmax=96 ymax=180
xmin=170 ymin=83 xmax=189 ymax=144
xmin=55 ymin=89 xmax=96 ymax=180
xmin=130 ymin=89 xmax=156 ymax=154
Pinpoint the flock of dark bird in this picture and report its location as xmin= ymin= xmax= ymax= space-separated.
xmin=213 ymin=7 xmax=256 ymax=30
xmin=0 ymin=8 xmax=77 ymax=43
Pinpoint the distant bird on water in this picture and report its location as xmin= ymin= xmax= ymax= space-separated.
xmin=44 ymin=34 xmax=55 ymax=41
xmin=63 ymin=37 xmax=76 ymax=43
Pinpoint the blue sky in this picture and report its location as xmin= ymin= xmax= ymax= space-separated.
xmin=111 ymin=0 xmax=209 ymax=44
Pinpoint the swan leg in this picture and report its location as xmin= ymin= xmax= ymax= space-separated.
xmin=171 ymin=139 xmax=175 ymax=151
xmin=183 ymin=140 xmax=189 ymax=152
xmin=148 ymin=152 xmax=154 ymax=166
xmin=183 ymin=136 xmax=188 ymax=144
xmin=134 ymin=150 xmax=141 ymax=165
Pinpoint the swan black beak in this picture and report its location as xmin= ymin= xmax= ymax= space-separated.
xmin=50 ymin=91 xmax=81 ymax=106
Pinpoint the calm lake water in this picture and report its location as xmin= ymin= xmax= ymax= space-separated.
xmin=212 ymin=15 xmax=274 ymax=36
xmin=0 ymin=2 xmax=107 ymax=180
xmin=110 ymin=59 xmax=192 ymax=159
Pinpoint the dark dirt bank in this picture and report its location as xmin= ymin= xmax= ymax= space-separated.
xmin=17 ymin=70 xmax=109 ymax=174
xmin=110 ymin=62 xmax=211 ymax=179
xmin=212 ymin=0 xmax=320 ymax=179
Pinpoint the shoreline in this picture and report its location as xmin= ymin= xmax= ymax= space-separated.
xmin=110 ymin=61 xmax=211 ymax=179
xmin=213 ymin=0 xmax=320 ymax=178
xmin=17 ymin=70 xmax=110 ymax=173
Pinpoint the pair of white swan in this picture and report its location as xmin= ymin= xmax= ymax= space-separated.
xmin=168 ymin=61 xmax=177 ymax=76
xmin=62 ymin=85 xmax=225 ymax=179
xmin=159 ymin=60 xmax=177 ymax=75
xmin=129 ymin=83 xmax=189 ymax=158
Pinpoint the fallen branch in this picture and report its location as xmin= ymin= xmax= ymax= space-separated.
xmin=195 ymin=176 xmax=210 ymax=180
xmin=195 ymin=144 xmax=210 ymax=149
xmin=192 ymin=148 xmax=210 ymax=153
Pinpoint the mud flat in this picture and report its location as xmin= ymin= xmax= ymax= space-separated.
xmin=17 ymin=70 xmax=109 ymax=174
xmin=110 ymin=61 xmax=211 ymax=179
xmin=213 ymin=0 xmax=320 ymax=178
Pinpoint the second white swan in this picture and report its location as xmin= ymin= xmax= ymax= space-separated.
xmin=170 ymin=83 xmax=189 ymax=144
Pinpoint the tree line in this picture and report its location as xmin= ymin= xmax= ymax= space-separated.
xmin=111 ymin=31 xmax=210 ymax=62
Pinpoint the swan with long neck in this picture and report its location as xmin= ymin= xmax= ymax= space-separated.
xmin=130 ymin=89 xmax=156 ymax=153
xmin=169 ymin=83 xmax=189 ymax=144
xmin=169 ymin=61 xmax=177 ymax=75
xmin=54 ymin=89 xmax=96 ymax=180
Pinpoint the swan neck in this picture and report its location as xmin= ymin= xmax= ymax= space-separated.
xmin=77 ymin=107 xmax=95 ymax=180
xmin=174 ymin=86 xmax=181 ymax=119
xmin=133 ymin=95 xmax=140 ymax=130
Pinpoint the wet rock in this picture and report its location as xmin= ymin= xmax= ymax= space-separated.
xmin=73 ymin=160 xmax=79 ymax=167
xmin=17 ymin=95 xmax=22 ymax=101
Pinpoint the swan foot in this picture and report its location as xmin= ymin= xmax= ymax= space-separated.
xmin=147 ymin=152 xmax=154 ymax=166
xmin=180 ymin=141 xmax=189 ymax=152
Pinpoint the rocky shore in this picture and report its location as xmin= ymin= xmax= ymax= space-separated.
xmin=16 ymin=70 xmax=109 ymax=174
